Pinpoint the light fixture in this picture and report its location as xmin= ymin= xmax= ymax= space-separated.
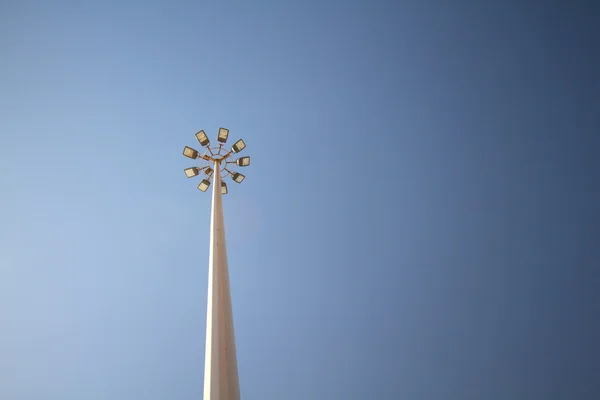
xmin=236 ymin=156 xmax=250 ymax=167
xmin=218 ymin=128 xmax=229 ymax=143
xmin=195 ymin=130 xmax=210 ymax=147
xmin=183 ymin=128 xmax=251 ymax=194
xmin=197 ymin=179 xmax=211 ymax=192
xmin=183 ymin=146 xmax=199 ymax=159
xmin=184 ymin=167 xmax=200 ymax=178
xmin=232 ymin=172 xmax=245 ymax=183
xmin=231 ymin=139 xmax=246 ymax=154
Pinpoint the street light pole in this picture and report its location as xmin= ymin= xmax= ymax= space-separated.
xmin=204 ymin=160 xmax=239 ymax=400
xmin=182 ymin=128 xmax=250 ymax=400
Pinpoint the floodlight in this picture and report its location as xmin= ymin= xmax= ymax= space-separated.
xmin=184 ymin=167 xmax=200 ymax=178
xmin=232 ymin=172 xmax=245 ymax=183
xmin=197 ymin=179 xmax=211 ymax=192
xmin=231 ymin=139 xmax=246 ymax=154
xmin=236 ymin=156 xmax=250 ymax=167
xmin=218 ymin=128 xmax=229 ymax=143
xmin=182 ymin=127 xmax=251 ymax=193
xmin=183 ymin=146 xmax=199 ymax=159
xmin=195 ymin=130 xmax=210 ymax=147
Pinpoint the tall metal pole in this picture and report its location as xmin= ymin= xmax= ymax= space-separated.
xmin=182 ymin=129 xmax=248 ymax=399
xmin=203 ymin=160 xmax=240 ymax=400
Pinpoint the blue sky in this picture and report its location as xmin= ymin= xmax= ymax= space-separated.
xmin=1 ymin=1 xmax=599 ymax=399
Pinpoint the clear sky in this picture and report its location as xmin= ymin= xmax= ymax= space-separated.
xmin=1 ymin=1 xmax=599 ymax=399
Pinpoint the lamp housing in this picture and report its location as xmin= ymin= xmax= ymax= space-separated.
xmin=231 ymin=139 xmax=246 ymax=154
xmin=232 ymin=172 xmax=245 ymax=183
xmin=195 ymin=130 xmax=210 ymax=147
xmin=183 ymin=146 xmax=199 ymax=159
xmin=218 ymin=128 xmax=229 ymax=144
xmin=184 ymin=167 xmax=200 ymax=178
xmin=236 ymin=156 xmax=250 ymax=167
xmin=197 ymin=179 xmax=211 ymax=192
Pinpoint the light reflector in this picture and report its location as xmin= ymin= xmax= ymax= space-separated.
xmin=221 ymin=182 xmax=228 ymax=194
xmin=183 ymin=146 xmax=199 ymax=159
xmin=197 ymin=179 xmax=211 ymax=192
xmin=236 ymin=156 xmax=250 ymax=167
xmin=232 ymin=172 xmax=245 ymax=183
xmin=204 ymin=167 xmax=214 ymax=175
xmin=184 ymin=167 xmax=200 ymax=178
xmin=218 ymin=128 xmax=229 ymax=143
xmin=231 ymin=139 xmax=246 ymax=153
xmin=195 ymin=130 xmax=210 ymax=147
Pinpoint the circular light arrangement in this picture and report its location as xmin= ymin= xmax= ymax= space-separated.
xmin=182 ymin=127 xmax=250 ymax=194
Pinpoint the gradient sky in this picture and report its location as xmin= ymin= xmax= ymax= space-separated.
xmin=1 ymin=1 xmax=599 ymax=399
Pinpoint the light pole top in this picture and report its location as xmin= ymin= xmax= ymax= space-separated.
xmin=182 ymin=128 xmax=250 ymax=192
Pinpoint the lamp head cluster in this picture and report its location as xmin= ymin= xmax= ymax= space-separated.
xmin=182 ymin=128 xmax=250 ymax=193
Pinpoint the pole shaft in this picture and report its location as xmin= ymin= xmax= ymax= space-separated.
xmin=203 ymin=161 xmax=240 ymax=400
